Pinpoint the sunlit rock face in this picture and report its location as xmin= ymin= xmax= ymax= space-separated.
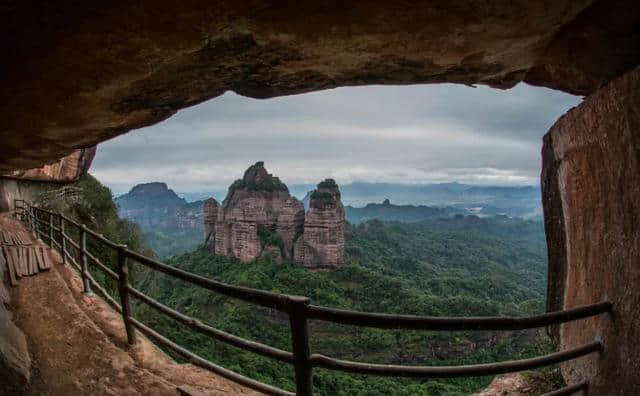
xmin=542 ymin=66 xmax=640 ymax=395
xmin=1 ymin=148 xmax=95 ymax=183
xmin=3 ymin=1 xmax=639 ymax=171
xmin=212 ymin=162 xmax=305 ymax=262
xmin=0 ymin=148 xmax=96 ymax=212
xmin=294 ymin=179 xmax=345 ymax=270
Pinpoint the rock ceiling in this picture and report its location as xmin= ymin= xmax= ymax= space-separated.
xmin=1 ymin=0 xmax=638 ymax=171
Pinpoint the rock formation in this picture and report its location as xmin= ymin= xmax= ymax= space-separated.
xmin=1 ymin=148 xmax=96 ymax=183
xmin=203 ymin=198 xmax=219 ymax=248
xmin=212 ymin=162 xmax=305 ymax=262
xmin=294 ymin=179 xmax=345 ymax=270
xmin=542 ymin=66 xmax=640 ymax=395
xmin=0 ymin=147 xmax=96 ymax=212
xmin=2 ymin=1 xmax=639 ymax=172
xmin=205 ymin=164 xmax=345 ymax=269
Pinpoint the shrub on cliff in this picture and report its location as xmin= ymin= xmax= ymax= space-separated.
xmin=317 ymin=178 xmax=338 ymax=189
xmin=310 ymin=190 xmax=335 ymax=204
xmin=34 ymin=173 xmax=151 ymax=298
xmin=229 ymin=176 xmax=288 ymax=193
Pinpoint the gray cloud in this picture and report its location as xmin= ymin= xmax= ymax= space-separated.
xmin=91 ymin=83 xmax=581 ymax=194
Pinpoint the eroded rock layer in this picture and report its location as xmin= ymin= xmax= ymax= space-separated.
xmin=2 ymin=1 xmax=639 ymax=171
xmin=542 ymin=66 xmax=640 ymax=395
xmin=0 ymin=147 xmax=96 ymax=212
xmin=1 ymin=148 xmax=96 ymax=183
xmin=211 ymin=162 xmax=305 ymax=262
xmin=294 ymin=180 xmax=345 ymax=270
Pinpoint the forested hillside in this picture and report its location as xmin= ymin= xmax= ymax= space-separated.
xmin=132 ymin=216 xmax=550 ymax=395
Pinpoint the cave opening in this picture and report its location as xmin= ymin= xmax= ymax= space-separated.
xmin=72 ymin=82 xmax=581 ymax=394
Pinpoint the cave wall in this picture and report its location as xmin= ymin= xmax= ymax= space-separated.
xmin=0 ymin=179 xmax=51 ymax=213
xmin=1 ymin=0 xmax=639 ymax=172
xmin=542 ymin=66 xmax=640 ymax=394
xmin=0 ymin=147 xmax=95 ymax=212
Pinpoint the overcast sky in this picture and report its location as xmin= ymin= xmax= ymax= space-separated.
xmin=91 ymin=83 xmax=581 ymax=194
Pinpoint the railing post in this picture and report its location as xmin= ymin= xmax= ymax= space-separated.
xmin=60 ymin=216 xmax=67 ymax=265
xmin=48 ymin=212 xmax=53 ymax=246
xmin=117 ymin=245 xmax=137 ymax=345
xmin=289 ymin=296 xmax=313 ymax=396
xmin=80 ymin=225 xmax=92 ymax=295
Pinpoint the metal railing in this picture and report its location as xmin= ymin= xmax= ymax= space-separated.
xmin=13 ymin=199 xmax=610 ymax=395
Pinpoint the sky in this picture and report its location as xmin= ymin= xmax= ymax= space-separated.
xmin=91 ymin=83 xmax=581 ymax=194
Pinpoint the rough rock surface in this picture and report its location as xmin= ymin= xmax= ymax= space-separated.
xmin=0 ymin=213 xmax=255 ymax=395
xmin=0 ymin=147 xmax=96 ymax=212
xmin=542 ymin=66 xmax=640 ymax=394
xmin=203 ymin=198 xmax=219 ymax=248
xmin=294 ymin=180 xmax=345 ymax=270
xmin=212 ymin=162 xmax=304 ymax=262
xmin=0 ymin=179 xmax=48 ymax=213
xmin=0 ymin=238 xmax=31 ymax=394
xmin=1 ymin=148 xmax=96 ymax=183
xmin=2 ymin=1 xmax=639 ymax=171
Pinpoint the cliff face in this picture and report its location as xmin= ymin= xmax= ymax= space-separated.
xmin=205 ymin=163 xmax=345 ymax=269
xmin=542 ymin=66 xmax=640 ymax=394
xmin=212 ymin=162 xmax=305 ymax=262
xmin=0 ymin=147 xmax=96 ymax=212
xmin=294 ymin=180 xmax=345 ymax=270
xmin=203 ymin=198 xmax=219 ymax=248
xmin=1 ymin=147 xmax=96 ymax=183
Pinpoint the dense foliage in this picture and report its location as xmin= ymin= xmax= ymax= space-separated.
xmin=229 ymin=176 xmax=289 ymax=193
xmin=132 ymin=216 xmax=550 ymax=395
xmin=310 ymin=190 xmax=335 ymax=202
xmin=142 ymin=227 xmax=203 ymax=258
xmin=35 ymin=173 xmax=152 ymax=298
xmin=317 ymin=178 xmax=338 ymax=189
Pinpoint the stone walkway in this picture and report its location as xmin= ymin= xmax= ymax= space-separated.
xmin=0 ymin=213 xmax=258 ymax=395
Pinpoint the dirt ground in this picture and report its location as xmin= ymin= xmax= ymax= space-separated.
xmin=1 ymin=213 xmax=258 ymax=396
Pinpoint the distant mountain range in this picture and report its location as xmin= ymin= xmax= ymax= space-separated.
xmin=115 ymin=182 xmax=205 ymax=257
xmin=345 ymin=199 xmax=465 ymax=224
xmin=299 ymin=182 xmax=540 ymax=219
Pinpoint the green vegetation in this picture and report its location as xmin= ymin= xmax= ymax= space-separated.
xmin=143 ymin=228 xmax=203 ymax=258
xmin=229 ymin=161 xmax=289 ymax=193
xmin=257 ymin=225 xmax=285 ymax=250
xmin=132 ymin=216 xmax=550 ymax=395
xmin=51 ymin=176 xmax=551 ymax=394
xmin=317 ymin=178 xmax=338 ymax=189
xmin=35 ymin=173 xmax=151 ymax=299
xmin=310 ymin=190 xmax=335 ymax=203
xmin=229 ymin=175 xmax=288 ymax=193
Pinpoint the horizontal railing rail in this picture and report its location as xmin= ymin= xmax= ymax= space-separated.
xmin=12 ymin=199 xmax=612 ymax=395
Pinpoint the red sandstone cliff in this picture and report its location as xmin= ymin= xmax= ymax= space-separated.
xmin=294 ymin=179 xmax=345 ymax=270
xmin=0 ymin=147 xmax=96 ymax=212
xmin=1 ymin=147 xmax=96 ymax=183
xmin=211 ymin=162 xmax=305 ymax=262
xmin=204 ymin=163 xmax=345 ymax=269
